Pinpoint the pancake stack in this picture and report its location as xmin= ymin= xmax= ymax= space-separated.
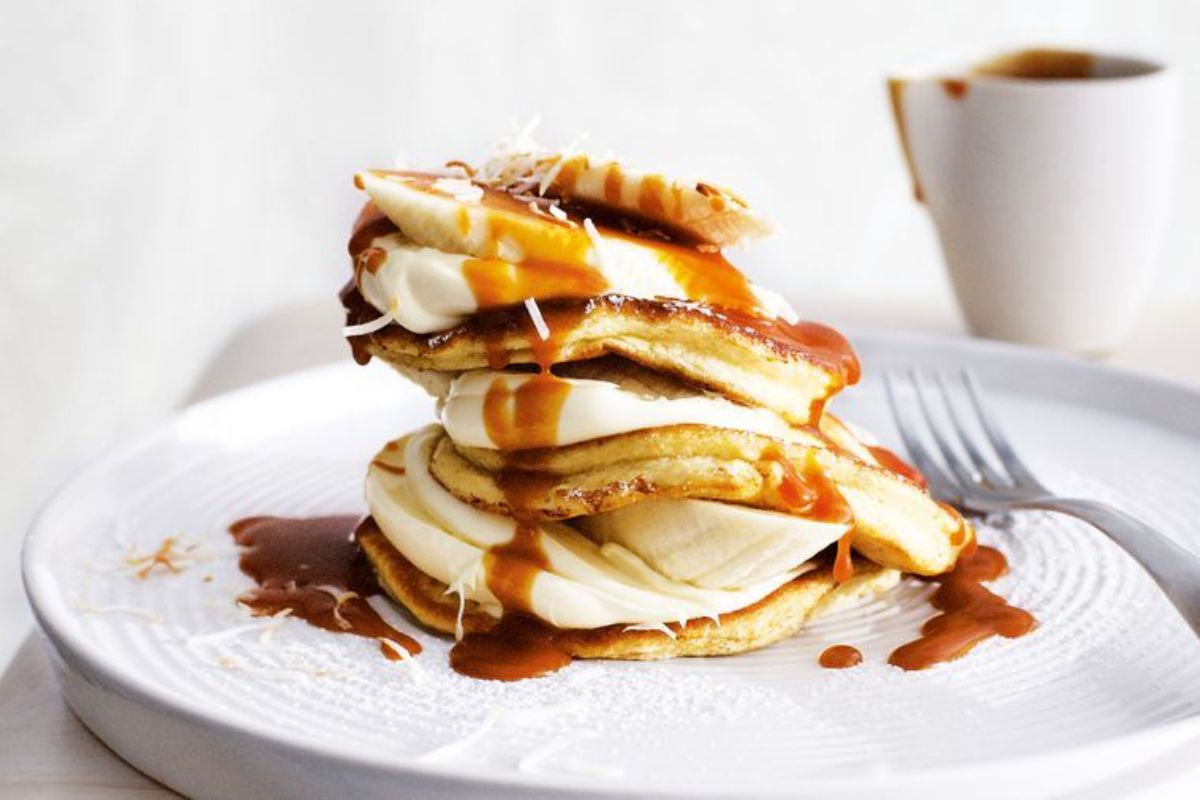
xmin=341 ymin=141 xmax=972 ymax=677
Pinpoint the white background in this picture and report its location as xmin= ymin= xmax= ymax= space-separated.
xmin=2 ymin=0 xmax=1199 ymax=668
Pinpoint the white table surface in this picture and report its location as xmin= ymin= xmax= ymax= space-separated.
xmin=3 ymin=298 xmax=1199 ymax=799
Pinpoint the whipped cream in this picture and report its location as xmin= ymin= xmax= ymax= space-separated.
xmin=365 ymin=426 xmax=848 ymax=628
xmin=353 ymin=171 xmax=797 ymax=334
xmin=442 ymin=370 xmax=803 ymax=450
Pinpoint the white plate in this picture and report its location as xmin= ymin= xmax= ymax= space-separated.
xmin=22 ymin=330 xmax=1200 ymax=799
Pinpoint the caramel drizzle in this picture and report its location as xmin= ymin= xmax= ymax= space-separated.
xmin=888 ymin=544 xmax=1035 ymax=671
xmin=363 ymin=170 xmax=771 ymax=319
xmin=759 ymin=445 xmax=857 ymax=582
xmin=230 ymin=516 xmax=421 ymax=661
xmin=345 ymin=172 xmax=862 ymax=399
xmin=866 ymin=444 xmax=928 ymax=488
xmin=886 ymin=79 xmax=923 ymax=202
xmin=449 ymin=296 xmax=576 ymax=680
xmin=819 ymin=644 xmax=863 ymax=669
xmin=449 ymin=615 xmax=572 ymax=682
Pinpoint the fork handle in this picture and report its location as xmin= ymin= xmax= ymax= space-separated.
xmin=1032 ymin=497 xmax=1200 ymax=636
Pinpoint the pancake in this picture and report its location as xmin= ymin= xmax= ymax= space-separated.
xmin=343 ymin=286 xmax=859 ymax=426
xmin=429 ymin=425 xmax=966 ymax=576
xmin=358 ymin=517 xmax=900 ymax=660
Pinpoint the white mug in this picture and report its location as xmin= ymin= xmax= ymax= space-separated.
xmin=888 ymin=49 xmax=1176 ymax=353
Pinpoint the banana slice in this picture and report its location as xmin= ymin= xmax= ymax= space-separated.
xmin=365 ymin=427 xmax=808 ymax=629
xmin=354 ymin=171 xmax=793 ymax=321
xmin=476 ymin=152 xmax=775 ymax=247
xmin=577 ymin=499 xmax=848 ymax=590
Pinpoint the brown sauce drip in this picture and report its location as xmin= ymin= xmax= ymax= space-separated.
xmin=481 ymin=473 xmax=556 ymax=616
xmin=819 ymin=644 xmax=863 ymax=669
xmin=365 ymin=170 xmax=768 ymax=319
xmin=760 ymin=445 xmax=854 ymax=523
xmin=937 ymin=501 xmax=970 ymax=547
xmin=453 ymin=288 xmax=582 ymax=680
xmin=603 ymin=162 xmax=622 ymax=204
xmin=759 ymin=445 xmax=857 ymax=582
xmin=230 ymin=516 xmax=421 ymax=660
xmin=443 ymin=159 xmax=476 ymax=177
xmin=888 ymin=544 xmax=1035 ymax=671
xmin=462 ymin=257 xmax=608 ymax=310
xmin=974 ymin=48 xmax=1096 ymax=80
xmin=941 ymin=78 xmax=970 ymax=99
xmin=832 ymin=530 xmax=857 ymax=584
xmin=453 ymin=463 xmax=572 ymax=680
xmin=449 ymin=615 xmax=572 ymax=682
xmin=369 ymin=459 xmax=406 ymax=476
xmin=886 ymin=79 xmax=923 ymax=202
xmin=720 ymin=306 xmax=861 ymax=391
xmin=866 ymin=444 xmax=928 ymax=488
xmin=482 ymin=372 xmax=572 ymax=451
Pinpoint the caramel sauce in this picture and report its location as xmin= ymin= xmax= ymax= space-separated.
xmin=819 ymin=644 xmax=863 ymax=669
xmin=347 ymin=201 xmax=396 ymax=260
xmin=603 ymin=162 xmax=622 ymax=204
xmin=941 ymin=78 xmax=970 ymax=99
xmin=888 ymin=544 xmax=1035 ymax=671
xmin=367 ymin=170 xmax=769 ymax=318
xmin=230 ymin=516 xmax=421 ymax=660
xmin=832 ymin=530 xmax=857 ymax=584
xmin=938 ymin=501 xmax=970 ymax=547
xmin=866 ymin=444 xmax=928 ymax=488
xmin=444 ymin=159 xmax=475 ymax=177
xmin=974 ymin=48 xmax=1096 ymax=80
xmin=638 ymin=174 xmax=668 ymax=218
xmin=482 ymin=513 xmax=553 ymax=614
xmin=759 ymin=445 xmax=853 ymax=524
xmin=758 ymin=445 xmax=857 ymax=582
xmin=369 ymin=459 xmax=407 ymax=476
xmin=462 ymin=257 xmax=608 ymax=311
xmin=696 ymin=182 xmax=727 ymax=211
xmin=449 ymin=615 xmax=572 ymax=682
xmin=720 ymin=307 xmax=861 ymax=389
xmin=554 ymin=155 xmax=583 ymax=197
xmin=886 ymin=79 xmax=923 ymax=202
xmin=482 ymin=372 xmax=573 ymax=451
xmin=450 ymin=466 xmax=573 ymax=679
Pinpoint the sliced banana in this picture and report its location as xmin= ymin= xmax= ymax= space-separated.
xmin=477 ymin=152 xmax=775 ymax=247
xmin=576 ymin=499 xmax=848 ymax=590
xmin=365 ymin=427 xmax=807 ymax=629
xmin=355 ymin=170 xmax=795 ymax=323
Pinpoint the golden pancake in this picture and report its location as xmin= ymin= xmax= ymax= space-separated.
xmin=428 ymin=423 xmax=966 ymax=576
xmin=357 ymin=517 xmax=900 ymax=660
xmin=342 ymin=286 xmax=858 ymax=426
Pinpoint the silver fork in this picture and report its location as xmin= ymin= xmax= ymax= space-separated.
xmin=884 ymin=368 xmax=1200 ymax=637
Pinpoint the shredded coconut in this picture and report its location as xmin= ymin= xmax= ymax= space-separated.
xmin=73 ymin=595 xmax=163 ymax=623
xmin=343 ymin=310 xmax=394 ymax=337
xmin=583 ymin=218 xmax=608 ymax=271
xmin=379 ymin=638 xmax=427 ymax=683
xmin=524 ymin=297 xmax=551 ymax=341
xmin=431 ymin=177 xmax=484 ymax=204
xmin=623 ymin=621 xmax=677 ymax=639
xmin=546 ymin=203 xmax=576 ymax=228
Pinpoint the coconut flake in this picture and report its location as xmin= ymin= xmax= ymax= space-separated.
xmin=546 ymin=203 xmax=577 ymax=228
xmin=73 ymin=595 xmax=163 ymax=623
xmin=343 ymin=309 xmax=394 ymax=337
xmin=583 ymin=218 xmax=608 ymax=271
xmin=431 ymin=176 xmax=484 ymax=204
xmin=418 ymin=706 xmax=505 ymax=762
xmin=378 ymin=637 xmax=427 ymax=683
xmin=518 ymin=731 xmax=624 ymax=779
xmin=623 ymin=621 xmax=678 ymax=639
xmin=524 ymin=297 xmax=550 ymax=341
